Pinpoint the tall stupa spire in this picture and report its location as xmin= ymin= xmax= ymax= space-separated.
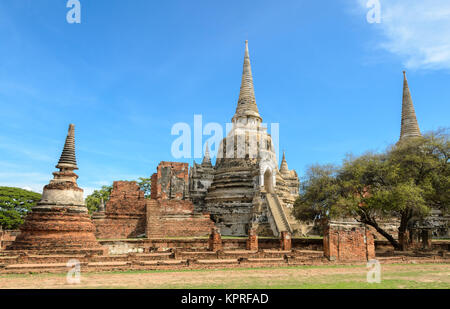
xmin=233 ymin=40 xmax=262 ymax=122
xmin=56 ymin=124 xmax=78 ymax=170
xmin=399 ymin=71 xmax=421 ymax=141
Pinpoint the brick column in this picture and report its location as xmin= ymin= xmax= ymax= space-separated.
xmin=146 ymin=200 xmax=164 ymax=238
xmin=409 ymin=228 xmax=419 ymax=249
xmin=421 ymin=229 xmax=432 ymax=250
xmin=365 ymin=227 xmax=375 ymax=260
xmin=208 ymin=227 xmax=222 ymax=252
xmin=280 ymin=231 xmax=292 ymax=251
xmin=246 ymin=228 xmax=258 ymax=251
xmin=398 ymin=230 xmax=410 ymax=251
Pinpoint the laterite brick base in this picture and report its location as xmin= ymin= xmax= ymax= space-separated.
xmin=7 ymin=208 xmax=104 ymax=253
xmin=323 ymin=221 xmax=375 ymax=262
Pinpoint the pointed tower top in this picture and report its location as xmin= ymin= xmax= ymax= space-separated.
xmin=56 ymin=124 xmax=78 ymax=170
xmin=233 ymin=40 xmax=262 ymax=122
xmin=202 ymin=142 xmax=212 ymax=166
xmin=399 ymin=71 xmax=421 ymax=141
xmin=280 ymin=151 xmax=289 ymax=173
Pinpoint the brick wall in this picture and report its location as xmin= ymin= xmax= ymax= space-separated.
xmin=146 ymin=199 xmax=214 ymax=238
xmin=146 ymin=161 xmax=214 ymax=238
xmin=0 ymin=230 xmax=20 ymax=249
xmin=323 ymin=221 xmax=375 ymax=262
xmin=94 ymin=181 xmax=147 ymax=239
xmin=151 ymin=161 xmax=189 ymax=200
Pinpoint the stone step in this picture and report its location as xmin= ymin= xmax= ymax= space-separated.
xmin=179 ymin=251 xmax=216 ymax=256
xmin=291 ymin=250 xmax=324 ymax=257
xmin=196 ymin=259 xmax=238 ymax=265
xmin=136 ymin=252 xmax=172 ymax=258
xmin=27 ymin=254 xmax=86 ymax=259
xmin=89 ymin=256 xmax=129 ymax=262
xmin=244 ymin=258 xmax=286 ymax=263
xmin=158 ymin=260 xmax=187 ymax=265
xmin=5 ymin=263 xmax=68 ymax=270
xmin=0 ymin=256 xmax=19 ymax=262
xmin=88 ymin=261 xmax=130 ymax=267
xmin=262 ymin=250 xmax=290 ymax=254
xmin=223 ymin=250 xmax=258 ymax=255
xmin=138 ymin=261 xmax=159 ymax=266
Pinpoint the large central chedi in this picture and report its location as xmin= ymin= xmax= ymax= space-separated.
xmin=189 ymin=41 xmax=300 ymax=236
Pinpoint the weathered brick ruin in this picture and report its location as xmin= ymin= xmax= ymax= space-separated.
xmin=94 ymin=181 xmax=147 ymax=239
xmin=208 ymin=227 xmax=222 ymax=252
xmin=323 ymin=221 xmax=375 ymax=262
xmin=93 ymin=162 xmax=214 ymax=239
xmin=7 ymin=125 xmax=104 ymax=254
xmin=0 ymin=229 xmax=19 ymax=250
xmin=146 ymin=161 xmax=214 ymax=238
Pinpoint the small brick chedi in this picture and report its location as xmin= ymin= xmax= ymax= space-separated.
xmin=8 ymin=125 xmax=103 ymax=253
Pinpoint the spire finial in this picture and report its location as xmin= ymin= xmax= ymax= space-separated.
xmin=56 ymin=124 xmax=78 ymax=170
xmin=202 ymin=142 xmax=212 ymax=165
xmin=233 ymin=41 xmax=262 ymax=122
xmin=280 ymin=151 xmax=289 ymax=173
xmin=399 ymin=71 xmax=421 ymax=141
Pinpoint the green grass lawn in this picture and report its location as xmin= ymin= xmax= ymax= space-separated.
xmin=1 ymin=263 xmax=448 ymax=289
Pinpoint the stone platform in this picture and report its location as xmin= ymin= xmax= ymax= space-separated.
xmin=0 ymin=248 xmax=447 ymax=274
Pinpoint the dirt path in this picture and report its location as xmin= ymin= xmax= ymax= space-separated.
xmin=1 ymin=264 xmax=449 ymax=289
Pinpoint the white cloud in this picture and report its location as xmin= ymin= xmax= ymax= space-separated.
xmin=357 ymin=0 xmax=450 ymax=70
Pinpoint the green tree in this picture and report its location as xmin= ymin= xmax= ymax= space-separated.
xmin=85 ymin=185 xmax=112 ymax=214
xmin=293 ymin=164 xmax=340 ymax=232
xmin=0 ymin=187 xmax=41 ymax=230
xmin=137 ymin=177 xmax=152 ymax=198
xmin=294 ymin=129 xmax=449 ymax=250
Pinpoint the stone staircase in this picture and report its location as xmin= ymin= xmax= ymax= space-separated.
xmin=265 ymin=193 xmax=292 ymax=236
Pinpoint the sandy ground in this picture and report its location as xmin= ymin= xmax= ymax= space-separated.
xmin=0 ymin=264 xmax=449 ymax=289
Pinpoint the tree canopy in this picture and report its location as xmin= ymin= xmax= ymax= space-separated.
xmin=0 ymin=187 xmax=42 ymax=230
xmin=294 ymin=129 xmax=449 ymax=250
xmin=85 ymin=185 xmax=112 ymax=214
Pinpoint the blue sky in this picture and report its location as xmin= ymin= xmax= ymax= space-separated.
xmin=0 ymin=0 xmax=449 ymax=195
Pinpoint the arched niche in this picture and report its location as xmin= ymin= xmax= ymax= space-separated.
xmin=263 ymin=168 xmax=274 ymax=193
